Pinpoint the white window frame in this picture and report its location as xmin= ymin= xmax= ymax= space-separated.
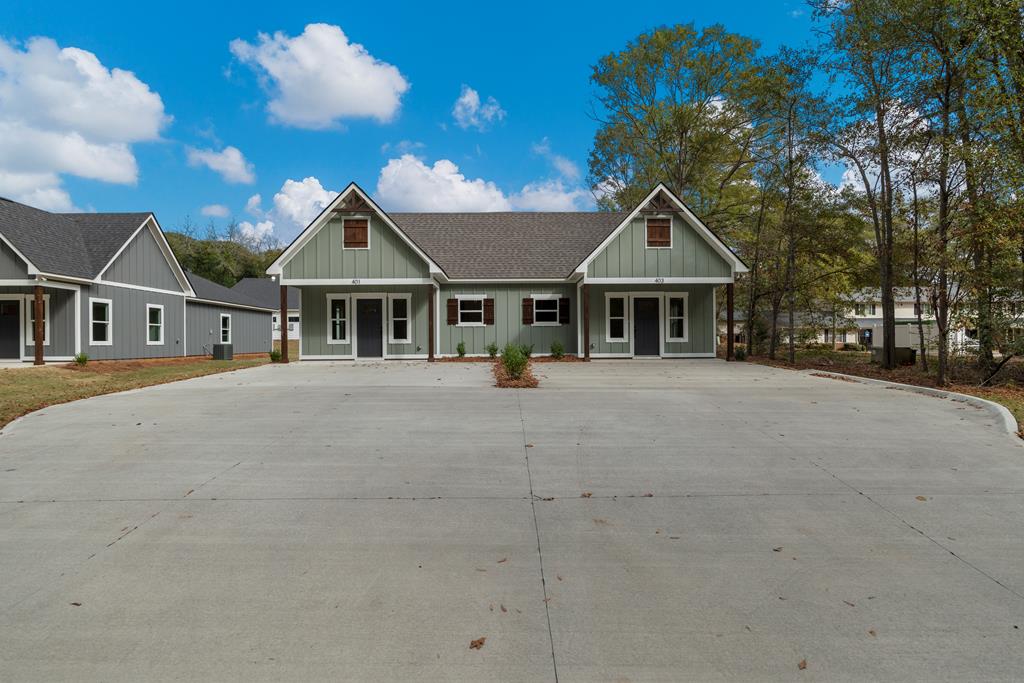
xmin=645 ymin=215 xmax=673 ymax=250
xmin=531 ymin=294 xmax=562 ymax=327
xmin=326 ymin=294 xmax=350 ymax=345
xmin=23 ymin=294 xmax=50 ymax=347
xmin=387 ymin=293 xmax=412 ymax=344
xmin=456 ymin=294 xmax=486 ymax=327
xmin=146 ymin=303 xmax=164 ymax=345
xmin=219 ymin=313 xmax=232 ymax=344
xmin=89 ymin=297 xmax=113 ymax=346
xmin=664 ymin=293 xmax=689 ymax=343
xmin=605 ymin=293 xmax=628 ymax=343
xmin=342 ymin=215 xmax=371 ymax=251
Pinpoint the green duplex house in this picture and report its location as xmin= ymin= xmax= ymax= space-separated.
xmin=266 ymin=182 xmax=747 ymax=360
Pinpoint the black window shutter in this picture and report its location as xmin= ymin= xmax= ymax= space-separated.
xmin=483 ymin=298 xmax=495 ymax=325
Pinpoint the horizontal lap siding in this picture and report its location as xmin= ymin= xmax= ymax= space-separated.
xmin=587 ymin=284 xmax=716 ymax=355
xmin=283 ymin=216 xmax=430 ymax=280
xmin=81 ymin=284 xmax=186 ymax=359
xmin=0 ymin=286 xmax=76 ymax=358
xmin=102 ymin=225 xmax=183 ymax=291
xmin=440 ymin=283 xmax=577 ymax=356
xmin=185 ymin=302 xmax=271 ymax=355
xmin=586 ymin=216 xmax=732 ymax=278
xmin=299 ymin=285 xmax=430 ymax=358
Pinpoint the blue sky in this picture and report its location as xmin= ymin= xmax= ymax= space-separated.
xmin=1 ymin=0 xmax=819 ymax=242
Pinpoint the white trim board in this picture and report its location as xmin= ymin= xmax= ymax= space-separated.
xmin=96 ymin=215 xmax=195 ymax=296
xmin=267 ymin=183 xmax=442 ymax=276
xmin=574 ymin=182 xmax=748 ymax=275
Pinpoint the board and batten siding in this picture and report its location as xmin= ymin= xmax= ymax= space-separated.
xmin=0 ymin=240 xmax=28 ymax=278
xmin=586 ymin=283 xmax=717 ymax=356
xmin=300 ymin=285 xmax=430 ymax=358
xmin=186 ymin=302 xmax=271 ymax=355
xmin=0 ymin=285 xmax=76 ymax=359
xmin=440 ymin=283 xmax=577 ymax=356
xmin=101 ymin=224 xmax=184 ymax=292
xmin=283 ymin=216 xmax=430 ymax=280
xmin=80 ymin=283 xmax=186 ymax=360
xmin=586 ymin=215 xmax=732 ymax=279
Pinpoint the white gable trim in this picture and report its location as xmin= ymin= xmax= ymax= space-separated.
xmin=266 ymin=183 xmax=442 ymax=277
xmin=575 ymin=183 xmax=748 ymax=276
xmin=95 ymin=215 xmax=196 ymax=296
xmin=0 ymin=231 xmax=41 ymax=274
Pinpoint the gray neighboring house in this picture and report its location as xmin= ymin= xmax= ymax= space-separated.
xmin=184 ymin=272 xmax=275 ymax=356
xmin=0 ymin=196 xmax=272 ymax=363
xmin=232 ymin=277 xmax=300 ymax=341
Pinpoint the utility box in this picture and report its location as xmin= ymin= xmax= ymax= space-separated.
xmin=212 ymin=343 xmax=233 ymax=360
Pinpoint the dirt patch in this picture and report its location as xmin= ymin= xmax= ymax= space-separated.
xmin=492 ymin=360 xmax=539 ymax=388
xmin=533 ymin=355 xmax=584 ymax=363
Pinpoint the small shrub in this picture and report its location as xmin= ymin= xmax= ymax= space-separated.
xmin=550 ymin=340 xmax=565 ymax=359
xmin=269 ymin=348 xmax=282 ymax=362
xmin=486 ymin=342 xmax=498 ymax=358
xmin=501 ymin=343 xmax=528 ymax=379
xmin=518 ymin=343 xmax=534 ymax=359
xmin=73 ymin=352 xmax=89 ymax=366
xmin=734 ymin=347 xmax=746 ymax=361
xmin=456 ymin=341 xmax=466 ymax=358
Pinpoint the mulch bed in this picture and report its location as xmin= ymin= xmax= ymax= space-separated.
xmin=492 ymin=360 xmax=539 ymax=388
xmin=532 ymin=355 xmax=584 ymax=363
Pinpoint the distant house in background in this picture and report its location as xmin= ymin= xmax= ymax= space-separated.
xmin=0 ymin=196 xmax=273 ymax=363
xmin=232 ymin=277 xmax=300 ymax=341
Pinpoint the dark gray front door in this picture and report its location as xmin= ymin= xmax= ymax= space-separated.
xmin=356 ymin=299 xmax=383 ymax=358
xmin=633 ymin=297 xmax=660 ymax=356
xmin=0 ymin=300 xmax=19 ymax=359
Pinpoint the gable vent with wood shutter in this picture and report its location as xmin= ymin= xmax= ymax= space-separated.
xmin=522 ymin=298 xmax=534 ymax=325
xmin=558 ymin=297 xmax=570 ymax=325
xmin=646 ymin=218 xmax=671 ymax=248
xmin=484 ymin=298 xmax=495 ymax=325
xmin=343 ymin=219 xmax=369 ymax=249
xmin=446 ymin=298 xmax=458 ymax=325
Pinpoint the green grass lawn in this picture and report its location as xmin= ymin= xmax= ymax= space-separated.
xmin=0 ymin=357 xmax=267 ymax=430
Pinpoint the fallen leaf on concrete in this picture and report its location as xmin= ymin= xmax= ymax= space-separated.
xmin=184 ymin=489 xmax=194 ymax=497
xmin=497 ymin=557 xmax=508 ymax=564
xmin=525 ymin=444 xmax=534 ymax=448
xmin=772 ymin=547 xmax=783 ymax=552
xmin=843 ymin=600 xmax=856 ymax=607
xmin=540 ymin=497 xmax=554 ymax=501
xmin=798 ymin=659 xmax=807 ymax=670
xmin=556 ymin=575 xmax=563 ymax=581
xmin=593 ymin=518 xmax=610 ymax=526
xmin=470 ymin=637 xmax=486 ymax=650
xmin=669 ymin=536 xmax=680 ymax=540
xmin=916 ymin=495 xmax=928 ymax=501
xmin=580 ymin=492 xmax=592 ymax=498
xmin=489 ymin=604 xmax=494 ymax=611
xmin=868 ymin=629 xmax=876 ymax=637
xmin=70 ymin=602 xmax=82 ymax=606
xmin=643 ymin=493 xmax=654 ymax=497
xmin=500 ymin=604 xmax=507 ymax=613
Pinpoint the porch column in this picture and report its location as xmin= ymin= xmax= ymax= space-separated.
xmin=726 ymin=282 xmax=735 ymax=361
xmin=33 ymin=285 xmax=44 ymax=365
xmin=279 ymin=284 xmax=289 ymax=363
xmin=428 ymin=285 xmax=436 ymax=361
xmin=582 ymin=284 xmax=591 ymax=361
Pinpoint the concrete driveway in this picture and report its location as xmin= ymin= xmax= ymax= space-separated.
xmin=1 ymin=360 xmax=1023 ymax=681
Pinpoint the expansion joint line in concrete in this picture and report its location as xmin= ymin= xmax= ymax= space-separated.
xmin=807 ymin=458 xmax=1024 ymax=602
xmin=516 ymin=390 xmax=560 ymax=683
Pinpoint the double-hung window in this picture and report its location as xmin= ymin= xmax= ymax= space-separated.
xmin=327 ymin=295 xmax=348 ymax=344
xmin=458 ymin=296 xmax=484 ymax=326
xmin=606 ymin=295 xmax=627 ymax=342
xmin=220 ymin=314 xmax=231 ymax=344
xmin=146 ymin=304 xmax=164 ymax=345
xmin=666 ymin=295 xmax=687 ymax=342
xmin=389 ymin=295 xmax=411 ymax=344
xmin=89 ymin=298 xmax=112 ymax=346
xmin=533 ymin=297 xmax=560 ymax=325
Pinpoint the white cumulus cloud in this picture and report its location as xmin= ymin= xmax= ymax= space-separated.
xmin=187 ymin=146 xmax=255 ymax=184
xmin=237 ymin=219 xmax=275 ymax=244
xmin=230 ymin=23 xmax=409 ymax=129
xmin=0 ymin=36 xmax=168 ymax=209
xmin=201 ymin=204 xmax=230 ymax=217
xmin=239 ymin=177 xmax=340 ymax=241
xmin=376 ymin=155 xmax=592 ymax=212
xmin=452 ymin=85 xmax=505 ymax=131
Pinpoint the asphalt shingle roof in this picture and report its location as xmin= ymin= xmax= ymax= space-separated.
xmin=186 ymin=271 xmax=274 ymax=310
xmin=232 ymin=277 xmax=299 ymax=309
xmin=0 ymin=196 xmax=153 ymax=279
xmin=389 ymin=212 xmax=629 ymax=279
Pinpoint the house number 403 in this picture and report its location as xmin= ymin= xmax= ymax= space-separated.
xmin=654 ymin=278 xmax=665 ymax=284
